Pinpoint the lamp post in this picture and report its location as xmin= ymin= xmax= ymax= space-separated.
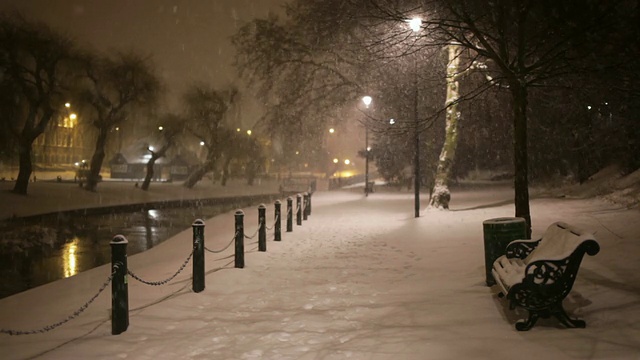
xmin=408 ymin=17 xmax=422 ymax=218
xmin=362 ymin=96 xmax=372 ymax=196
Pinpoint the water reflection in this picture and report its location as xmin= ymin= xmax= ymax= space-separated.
xmin=148 ymin=209 xmax=160 ymax=220
xmin=0 ymin=202 xmax=237 ymax=299
xmin=63 ymin=237 xmax=79 ymax=278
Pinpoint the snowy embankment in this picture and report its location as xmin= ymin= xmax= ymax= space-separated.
xmin=533 ymin=164 xmax=640 ymax=209
xmin=1 ymin=184 xmax=639 ymax=360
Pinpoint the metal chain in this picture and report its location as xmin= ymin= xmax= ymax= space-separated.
xmin=204 ymin=231 xmax=238 ymax=254
xmin=0 ymin=270 xmax=115 ymax=336
xmin=265 ymin=214 xmax=279 ymax=231
xmin=127 ymin=251 xmax=193 ymax=286
xmin=244 ymin=221 xmax=262 ymax=240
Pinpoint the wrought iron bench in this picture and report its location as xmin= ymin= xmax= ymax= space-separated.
xmin=491 ymin=221 xmax=600 ymax=331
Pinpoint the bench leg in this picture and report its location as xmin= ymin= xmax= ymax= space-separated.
xmin=515 ymin=304 xmax=586 ymax=331
xmin=515 ymin=311 xmax=539 ymax=331
xmin=553 ymin=305 xmax=586 ymax=329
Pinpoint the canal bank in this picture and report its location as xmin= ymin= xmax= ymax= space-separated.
xmin=0 ymin=177 xmax=283 ymax=220
xmin=0 ymin=178 xmax=289 ymax=298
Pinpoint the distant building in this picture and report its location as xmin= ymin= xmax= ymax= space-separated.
xmin=33 ymin=110 xmax=88 ymax=167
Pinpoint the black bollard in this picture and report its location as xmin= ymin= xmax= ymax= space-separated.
xmin=110 ymin=235 xmax=129 ymax=335
xmin=274 ymin=200 xmax=282 ymax=241
xmin=234 ymin=210 xmax=245 ymax=268
xmin=286 ymin=197 xmax=293 ymax=232
xmin=303 ymin=193 xmax=309 ymax=221
xmin=258 ymin=204 xmax=266 ymax=252
xmin=192 ymin=219 xmax=205 ymax=293
xmin=296 ymin=194 xmax=302 ymax=226
xmin=307 ymin=192 xmax=312 ymax=216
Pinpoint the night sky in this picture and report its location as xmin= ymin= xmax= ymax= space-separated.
xmin=0 ymin=0 xmax=288 ymax=115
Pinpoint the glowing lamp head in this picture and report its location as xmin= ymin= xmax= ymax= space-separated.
xmin=362 ymin=96 xmax=372 ymax=108
xmin=408 ymin=17 xmax=422 ymax=32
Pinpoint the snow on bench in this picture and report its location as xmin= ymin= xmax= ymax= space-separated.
xmin=491 ymin=221 xmax=600 ymax=331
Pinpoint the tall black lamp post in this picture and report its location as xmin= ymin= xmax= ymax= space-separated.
xmin=408 ymin=17 xmax=422 ymax=217
xmin=362 ymin=95 xmax=372 ymax=196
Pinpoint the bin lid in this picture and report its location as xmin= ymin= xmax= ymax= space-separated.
xmin=483 ymin=217 xmax=526 ymax=226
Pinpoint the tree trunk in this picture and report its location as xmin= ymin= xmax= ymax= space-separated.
xmin=141 ymin=155 xmax=158 ymax=191
xmin=221 ymin=157 xmax=231 ymax=186
xmin=85 ymin=128 xmax=108 ymax=192
xmin=183 ymin=160 xmax=215 ymax=189
xmin=510 ymin=81 xmax=532 ymax=238
xmin=429 ymin=44 xmax=461 ymax=210
xmin=12 ymin=139 xmax=33 ymax=195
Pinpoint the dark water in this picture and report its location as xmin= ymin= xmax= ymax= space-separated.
xmin=0 ymin=204 xmax=234 ymax=299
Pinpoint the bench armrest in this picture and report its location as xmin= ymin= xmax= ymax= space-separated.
xmin=506 ymin=238 xmax=541 ymax=259
xmin=521 ymin=239 xmax=599 ymax=288
xmin=522 ymin=258 xmax=570 ymax=286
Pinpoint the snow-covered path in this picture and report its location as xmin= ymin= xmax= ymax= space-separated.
xmin=1 ymin=186 xmax=639 ymax=359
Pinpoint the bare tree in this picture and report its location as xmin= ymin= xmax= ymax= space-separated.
xmin=79 ymin=52 xmax=161 ymax=191
xmin=359 ymin=0 xmax=627 ymax=234
xmin=422 ymin=0 xmax=625 ymax=235
xmin=0 ymin=14 xmax=77 ymax=194
xmin=141 ymin=113 xmax=183 ymax=191
xmin=182 ymin=85 xmax=237 ymax=189
xmin=232 ymin=5 xmax=373 ymax=155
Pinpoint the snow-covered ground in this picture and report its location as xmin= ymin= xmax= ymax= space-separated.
xmin=1 ymin=182 xmax=639 ymax=360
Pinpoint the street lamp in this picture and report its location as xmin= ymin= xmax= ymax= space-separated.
xmin=409 ymin=17 xmax=422 ymax=217
xmin=362 ymin=96 xmax=372 ymax=196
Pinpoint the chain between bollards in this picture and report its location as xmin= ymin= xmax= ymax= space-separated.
xmin=110 ymin=234 xmax=129 ymax=335
xmin=192 ymin=219 xmax=205 ymax=293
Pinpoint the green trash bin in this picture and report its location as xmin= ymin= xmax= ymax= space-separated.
xmin=483 ymin=217 xmax=527 ymax=286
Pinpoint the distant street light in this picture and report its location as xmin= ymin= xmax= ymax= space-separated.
xmin=200 ymin=141 xmax=205 ymax=146
xmin=362 ymin=96 xmax=372 ymax=197
xmin=247 ymin=129 xmax=252 ymax=136
xmin=344 ymin=159 xmax=351 ymax=165
xmin=329 ymin=128 xmax=335 ymax=134
xmin=158 ymin=126 xmax=163 ymax=131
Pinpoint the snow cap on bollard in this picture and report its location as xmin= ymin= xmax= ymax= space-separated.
xmin=287 ymin=196 xmax=293 ymax=201
xmin=111 ymin=234 xmax=128 ymax=245
xmin=275 ymin=200 xmax=281 ymax=205
xmin=258 ymin=203 xmax=266 ymax=210
xmin=235 ymin=209 xmax=244 ymax=216
xmin=192 ymin=219 xmax=205 ymax=227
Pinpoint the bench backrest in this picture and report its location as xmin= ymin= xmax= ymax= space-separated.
xmin=526 ymin=222 xmax=597 ymax=263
